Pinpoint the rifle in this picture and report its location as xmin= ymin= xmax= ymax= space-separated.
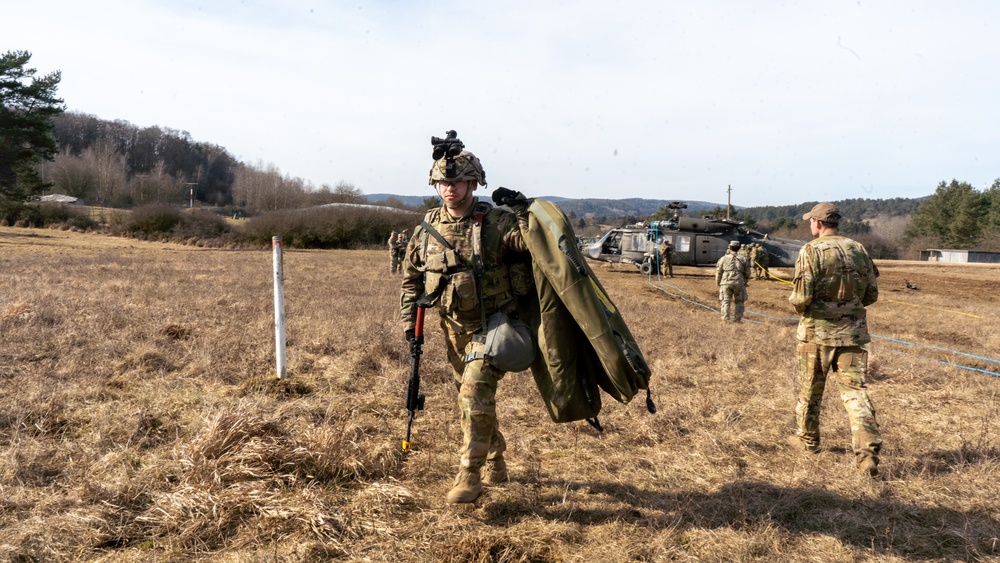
xmin=402 ymin=304 xmax=427 ymax=451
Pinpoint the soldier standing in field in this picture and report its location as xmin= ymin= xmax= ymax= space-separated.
xmin=788 ymin=202 xmax=883 ymax=477
xmin=715 ymin=240 xmax=750 ymax=322
xmin=400 ymin=132 xmax=531 ymax=503
xmin=395 ymin=231 xmax=408 ymax=272
xmin=657 ymin=237 xmax=674 ymax=278
xmin=756 ymin=243 xmax=770 ymax=280
xmin=388 ymin=231 xmax=405 ymax=274
xmin=749 ymin=243 xmax=763 ymax=280
xmin=388 ymin=231 xmax=400 ymax=273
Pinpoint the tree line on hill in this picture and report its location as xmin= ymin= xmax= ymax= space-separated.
xmin=47 ymin=111 xmax=386 ymax=214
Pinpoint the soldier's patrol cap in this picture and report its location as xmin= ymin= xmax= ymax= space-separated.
xmin=802 ymin=202 xmax=841 ymax=222
xmin=729 ymin=240 xmax=741 ymax=249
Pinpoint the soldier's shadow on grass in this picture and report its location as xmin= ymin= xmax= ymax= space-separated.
xmin=482 ymin=478 xmax=998 ymax=560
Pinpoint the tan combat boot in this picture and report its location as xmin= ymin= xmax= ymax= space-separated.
xmin=786 ymin=435 xmax=819 ymax=453
xmin=446 ymin=468 xmax=483 ymax=503
xmin=483 ymin=457 xmax=508 ymax=485
xmin=858 ymin=456 xmax=879 ymax=477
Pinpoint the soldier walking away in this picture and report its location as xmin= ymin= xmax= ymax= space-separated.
xmin=715 ymin=240 xmax=750 ymax=322
xmin=657 ymin=237 xmax=674 ymax=278
xmin=787 ymin=202 xmax=883 ymax=477
xmin=400 ymin=131 xmax=531 ymax=503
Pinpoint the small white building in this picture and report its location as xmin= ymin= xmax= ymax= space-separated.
xmin=40 ymin=194 xmax=82 ymax=204
xmin=920 ymin=249 xmax=1000 ymax=264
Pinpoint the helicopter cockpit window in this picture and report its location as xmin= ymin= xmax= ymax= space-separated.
xmin=603 ymin=232 xmax=622 ymax=254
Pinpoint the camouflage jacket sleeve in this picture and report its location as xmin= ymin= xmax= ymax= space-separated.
xmin=715 ymin=257 xmax=724 ymax=285
xmin=399 ymin=227 xmax=426 ymax=331
xmin=740 ymin=255 xmax=751 ymax=283
xmin=861 ymin=250 xmax=879 ymax=306
xmin=498 ymin=209 xmax=529 ymax=255
xmin=789 ymin=244 xmax=814 ymax=315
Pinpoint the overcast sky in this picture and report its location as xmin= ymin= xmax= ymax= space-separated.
xmin=7 ymin=1 xmax=999 ymax=207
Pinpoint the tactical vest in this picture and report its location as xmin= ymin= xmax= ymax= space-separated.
xmin=413 ymin=200 xmax=518 ymax=334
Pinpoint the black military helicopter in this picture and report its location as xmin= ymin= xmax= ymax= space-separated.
xmin=583 ymin=202 xmax=805 ymax=272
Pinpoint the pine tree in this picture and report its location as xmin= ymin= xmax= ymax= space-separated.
xmin=0 ymin=50 xmax=65 ymax=203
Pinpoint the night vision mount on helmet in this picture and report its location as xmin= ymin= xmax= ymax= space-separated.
xmin=431 ymin=130 xmax=464 ymax=160
xmin=428 ymin=130 xmax=487 ymax=187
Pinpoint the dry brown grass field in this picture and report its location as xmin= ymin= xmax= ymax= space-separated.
xmin=1 ymin=225 xmax=998 ymax=562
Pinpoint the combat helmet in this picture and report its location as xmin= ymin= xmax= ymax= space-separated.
xmin=427 ymin=130 xmax=487 ymax=187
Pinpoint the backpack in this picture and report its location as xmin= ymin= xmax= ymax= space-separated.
xmin=516 ymin=198 xmax=655 ymax=429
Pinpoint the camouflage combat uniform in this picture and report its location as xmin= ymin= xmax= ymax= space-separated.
xmin=749 ymin=245 xmax=762 ymax=280
xmin=715 ymin=246 xmax=750 ymax=322
xmin=388 ymin=232 xmax=405 ymax=273
xmin=789 ymin=233 xmax=882 ymax=463
xmin=395 ymin=233 xmax=407 ymax=272
xmin=657 ymin=239 xmax=674 ymax=277
xmin=756 ymin=244 xmax=770 ymax=280
xmin=400 ymin=198 xmax=528 ymax=474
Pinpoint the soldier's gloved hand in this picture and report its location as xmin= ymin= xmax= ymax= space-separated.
xmin=492 ymin=186 xmax=526 ymax=208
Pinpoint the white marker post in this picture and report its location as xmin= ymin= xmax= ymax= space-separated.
xmin=272 ymin=236 xmax=287 ymax=379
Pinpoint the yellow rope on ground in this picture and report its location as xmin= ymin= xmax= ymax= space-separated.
xmin=885 ymin=299 xmax=982 ymax=319
xmin=757 ymin=262 xmax=794 ymax=286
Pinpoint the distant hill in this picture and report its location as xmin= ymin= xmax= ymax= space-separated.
xmin=542 ymin=198 xmax=719 ymax=218
xmin=365 ymin=193 xmax=927 ymax=222
xmin=366 ymin=194 xmax=433 ymax=208
xmin=366 ymin=193 xmax=720 ymax=217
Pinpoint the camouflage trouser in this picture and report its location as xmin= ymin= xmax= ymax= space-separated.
xmin=718 ymin=284 xmax=745 ymax=321
xmin=794 ymin=342 xmax=882 ymax=458
xmin=660 ymin=257 xmax=673 ymax=277
xmin=390 ymin=250 xmax=402 ymax=273
xmin=752 ymin=264 xmax=763 ymax=280
xmin=442 ymin=321 xmax=506 ymax=470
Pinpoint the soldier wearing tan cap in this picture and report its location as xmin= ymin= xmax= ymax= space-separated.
xmin=788 ymin=202 xmax=883 ymax=477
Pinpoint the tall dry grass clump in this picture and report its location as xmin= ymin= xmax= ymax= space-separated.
xmin=0 ymin=226 xmax=998 ymax=561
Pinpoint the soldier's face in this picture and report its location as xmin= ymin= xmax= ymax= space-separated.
xmin=436 ymin=180 xmax=475 ymax=212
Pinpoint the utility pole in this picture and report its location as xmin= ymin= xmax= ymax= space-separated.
xmin=185 ymin=183 xmax=198 ymax=208
xmin=726 ymin=185 xmax=732 ymax=220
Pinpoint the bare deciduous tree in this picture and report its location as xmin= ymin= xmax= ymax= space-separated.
xmin=333 ymin=182 xmax=364 ymax=203
xmin=231 ymin=161 xmax=306 ymax=214
xmin=83 ymin=141 xmax=126 ymax=206
xmin=50 ymin=150 xmax=95 ymax=200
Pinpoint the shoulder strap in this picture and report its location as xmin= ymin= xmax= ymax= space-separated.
xmin=470 ymin=201 xmax=495 ymax=336
xmin=419 ymin=220 xmax=453 ymax=250
xmin=469 ymin=201 xmax=492 ymax=279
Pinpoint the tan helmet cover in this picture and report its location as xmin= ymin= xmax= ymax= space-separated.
xmin=428 ymin=150 xmax=487 ymax=186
